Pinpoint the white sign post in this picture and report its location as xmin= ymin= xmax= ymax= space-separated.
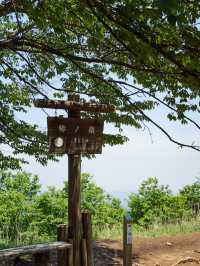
xmin=123 ymin=215 xmax=133 ymax=266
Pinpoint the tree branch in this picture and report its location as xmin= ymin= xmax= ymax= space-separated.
xmin=0 ymin=58 xmax=48 ymax=99
xmin=0 ymin=0 xmax=24 ymax=17
xmin=66 ymin=57 xmax=200 ymax=152
xmin=112 ymin=80 xmax=200 ymax=131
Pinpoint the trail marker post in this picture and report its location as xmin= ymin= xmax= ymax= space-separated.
xmin=123 ymin=215 xmax=133 ymax=266
xmin=34 ymin=94 xmax=115 ymax=266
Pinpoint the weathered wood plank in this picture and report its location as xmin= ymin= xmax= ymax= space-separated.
xmin=0 ymin=242 xmax=72 ymax=260
xmin=34 ymin=99 xmax=116 ymax=113
xmin=47 ymin=117 xmax=104 ymax=155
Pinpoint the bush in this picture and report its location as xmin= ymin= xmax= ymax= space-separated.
xmin=128 ymin=177 xmax=193 ymax=227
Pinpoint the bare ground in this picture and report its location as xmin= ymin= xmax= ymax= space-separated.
xmin=94 ymin=232 xmax=200 ymax=266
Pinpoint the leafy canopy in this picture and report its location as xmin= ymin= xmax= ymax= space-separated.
xmin=0 ymin=0 xmax=200 ymax=168
xmin=128 ymin=177 xmax=192 ymax=226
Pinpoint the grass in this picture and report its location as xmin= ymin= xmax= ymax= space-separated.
xmin=94 ymin=216 xmax=200 ymax=240
xmin=0 ymin=232 xmax=55 ymax=250
xmin=134 ymin=217 xmax=200 ymax=238
xmin=93 ymin=225 xmax=122 ymax=240
xmin=0 ymin=216 xmax=199 ymax=249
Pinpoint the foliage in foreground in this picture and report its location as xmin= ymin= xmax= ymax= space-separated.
xmin=0 ymin=171 xmax=199 ymax=247
xmin=1 ymin=0 xmax=200 ymax=169
xmin=128 ymin=177 xmax=200 ymax=227
xmin=0 ymin=171 xmax=124 ymax=246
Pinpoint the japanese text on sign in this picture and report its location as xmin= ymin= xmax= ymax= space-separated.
xmin=47 ymin=117 xmax=104 ymax=154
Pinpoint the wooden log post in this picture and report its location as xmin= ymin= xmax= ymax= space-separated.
xmin=81 ymin=239 xmax=88 ymax=266
xmin=68 ymin=94 xmax=82 ymax=266
xmin=57 ymin=224 xmax=72 ymax=266
xmin=57 ymin=246 xmax=72 ymax=266
xmin=34 ymin=252 xmax=49 ymax=266
xmin=68 ymin=150 xmax=81 ymax=266
xmin=33 ymin=94 xmax=116 ymax=266
xmin=123 ymin=215 xmax=133 ymax=266
xmin=82 ymin=212 xmax=94 ymax=266
xmin=57 ymin=224 xmax=68 ymax=242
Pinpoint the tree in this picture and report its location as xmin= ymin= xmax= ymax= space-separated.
xmin=1 ymin=0 xmax=200 ymax=168
xmin=32 ymin=187 xmax=67 ymax=236
xmin=128 ymin=177 xmax=194 ymax=226
xmin=0 ymin=171 xmax=124 ymax=243
xmin=128 ymin=177 xmax=171 ymax=225
xmin=64 ymin=173 xmax=124 ymax=227
xmin=180 ymin=178 xmax=200 ymax=214
xmin=0 ymin=171 xmax=40 ymax=242
xmin=0 ymin=170 xmax=41 ymax=198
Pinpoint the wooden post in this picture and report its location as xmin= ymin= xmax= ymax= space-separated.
xmin=57 ymin=224 xmax=68 ymax=242
xmin=34 ymin=252 xmax=49 ymax=266
xmin=123 ymin=215 xmax=133 ymax=266
xmin=81 ymin=239 xmax=88 ymax=266
xmin=67 ymin=239 xmax=73 ymax=266
xmin=68 ymin=94 xmax=82 ymax=266
xmin=34 ymin=94 xmax=116 ymax=266
xmin=57 ymin=224 xmax=72 ymax=266
xmin=82 ymin=212 xmax=94 ymax=266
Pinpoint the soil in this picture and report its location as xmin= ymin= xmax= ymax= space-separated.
xmin=93 ymin=232 xmax=200 ymax=266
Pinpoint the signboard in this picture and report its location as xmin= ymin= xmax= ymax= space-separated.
xmin=127 ymin=223 xmax=132 ymax=244
xmin=47 ymin=117 xmax=104 ymax=154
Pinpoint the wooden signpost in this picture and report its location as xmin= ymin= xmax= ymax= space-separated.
xmin=123 ymin=215 xmax=133 ymax=266
xmin=34 ymin=94 xmax=115 ymax=266
xmin=47 ymin=117 xmax=104 ymax=154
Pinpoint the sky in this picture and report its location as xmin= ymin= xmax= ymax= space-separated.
xmin=22 ymin=105 xmax=200 ymax=197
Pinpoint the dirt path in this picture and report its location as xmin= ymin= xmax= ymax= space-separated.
xmin=94 ymin=232 xmax=200 ymax=266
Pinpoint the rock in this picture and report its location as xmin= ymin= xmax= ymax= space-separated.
xmin=166 ymin=242 xmax=173 ymax=246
